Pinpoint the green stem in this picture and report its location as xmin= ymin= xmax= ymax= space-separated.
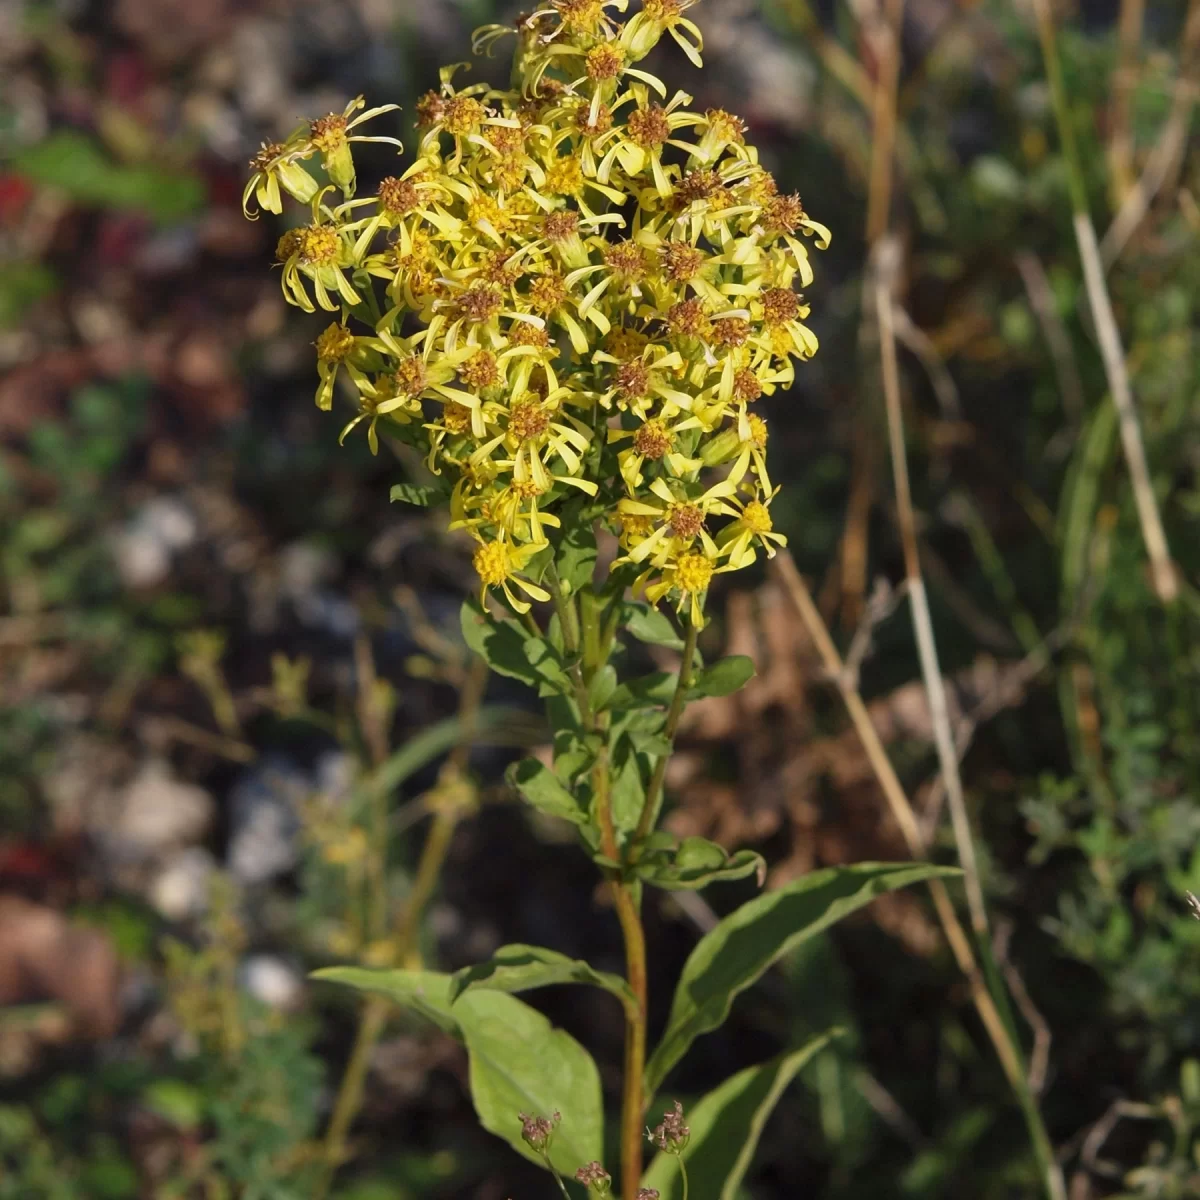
xmin=590 ymin=725 xmax=648 ymax=1200
xmin=543 ymin=1154 xmax=573 ymax=1200
xmin=631 ymin=614 xmax=699 ymax=851
xmin=1030 ymin=0 xmax=1090 ymax=215
xmin=679 ymin=1155 xmax=690 ymax=1200
xmin=579 ymin=587 xmax=603 ymax=676
xmin=548 ymin=565 xmax=581 ymax=657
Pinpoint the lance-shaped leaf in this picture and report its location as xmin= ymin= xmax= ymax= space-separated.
xmin=641 ymin=1030 xmax=844 ymax=1200
xmin=450 ymin=943 xmax=636 ymax=1014
xmin=314 ymin=971 xmax=604 ymax=1177
xmin=689 ymin=655 xmax=755 ymax=698
xmin=508 ymin=758 xmax=587 ymax=826
xmin=454 ymin=989 xmax=604 ymax=1177
xmin=311 ymin=967 xmax=458 ymax=1035
xmin=643 ymin=863 xmax=961 ymax=1100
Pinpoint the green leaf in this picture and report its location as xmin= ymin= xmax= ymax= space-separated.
xmin=607 ymin=739 xmax=647 ymax=838
xmin=310 ymin=967 xmax=459 ymax=1035
xmin=523 ymin=636 xmax=571 ymax=695
xmin=14 ymin=131 xmax=204 ymax=222
xmin=462 ymin=602 xmax=569 ymax=696
xmin=555 ymin=515 xmax=597 ymax=592
xmin=641 ymin=1031 xmax=843 ymax=1200
xmin=453 ymin=989 xmax=604 ymax=1177
xmin=610 ymin=672 xmax=677 ymax=709
xmin=625 ymin=603 xmax=685 ymax=650
xmin=507 ymin=757 xmax=586 ymax=826
xmin=390 ymin=480 xmax=450 ymax=507
xmin=449 ymin=943 xmax=635 ymax=1011
xmin=634 ymin=838 xmax=766 ymax=892
xmin=643 ymin=863 xmax=962 ymax=1100
xmin=586 ymin=664 xmax=618 ymax=712
xmin=690 ymin=656 xmax=755 ymax=698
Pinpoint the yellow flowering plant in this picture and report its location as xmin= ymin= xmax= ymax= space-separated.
xmin=248 ymin=3 xmax=952 ymax=1196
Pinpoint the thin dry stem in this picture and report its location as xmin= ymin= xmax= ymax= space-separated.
xmin=773 ymin=557 xmax=1016 ymax=1058
xmin=1072 ymin=213 xmax=1177 ymax=601
xmin=1030 ymin=0 xmax=1178 ymax=603
xmin=875 ymin=255 xmax=988 ymax=937
xmin=1101 ymin=0 xmax=1200 ymax=265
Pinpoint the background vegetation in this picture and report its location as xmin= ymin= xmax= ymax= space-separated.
xmin=1 ymin=0 xmax=1199 ymax=1195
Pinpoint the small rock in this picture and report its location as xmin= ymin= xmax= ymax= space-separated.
xmin=112 ymin=495 xmax=198 ymax=589
xmin=149 ymin=847 xmax=216 ymax=921
xmin=110 ymin=760 xmax=214 ymax=862
xmin=238 ymin=954 xmax=303 ymax=1011
xmin=225 ymin=757 xmax=308 ymax=885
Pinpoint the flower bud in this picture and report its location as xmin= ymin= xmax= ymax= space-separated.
xmin=277 ymin=160 xmax=320 ymax=205
xmin=698 ymin=426 xmax=741 ymax=467
xmin=648 ymin=1100 xmax=690 ymax=1155
xmin=575 ymin=1161 xmax=612 ymax=1195
xmin=324 ymin=143 xmax=356 ymax=193
xmin=519 ymin=1110 xmax=560 ymax=1154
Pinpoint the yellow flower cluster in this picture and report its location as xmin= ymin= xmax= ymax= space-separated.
xmin=246 ymin=0 xmax=829 ymax=623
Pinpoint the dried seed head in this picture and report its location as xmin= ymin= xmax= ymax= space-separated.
xmin=761 ymin=287 xmax=800 ymax=326
xmin=674 ymin=168 xmax=722 ymax=206
xmin=415 ymin=91 xmax=446 ymax=127
xmin=378 ymin=175 xmax=422 ymax=217
xmin=614 ymin=360 xmax=650 ymax=400
xmin=762 ymin=192 xmax=806 ymax=235
xmin=457 ymin=286 xmax=504 ymax=323
xmin=732 ymin=367 xmax=763 ymax=402
xmin=667 ymin=503 xmax=704 ymax=539
xmin=711 ymin=317 xmax=751 ymax=348
xmin=660 ymin=242 xmax=705 ymax=282
xmin=667 ymin=298 xmax=710 ymax=338
xmin=577 ymin=102 xmax=614 ymax=136
xmin=542 ymin=209 xmax=580 ymax=243
xmin=627 ymin=104 xmax=671 ymax=150
xmin=249 ymin=141 xmax=284 ymax=171
xmin=634 ymin=419 xmax=673 ymax=459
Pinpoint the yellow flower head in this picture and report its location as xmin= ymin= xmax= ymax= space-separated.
xmin=248 ymin=0 xmax=827 ymax=622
